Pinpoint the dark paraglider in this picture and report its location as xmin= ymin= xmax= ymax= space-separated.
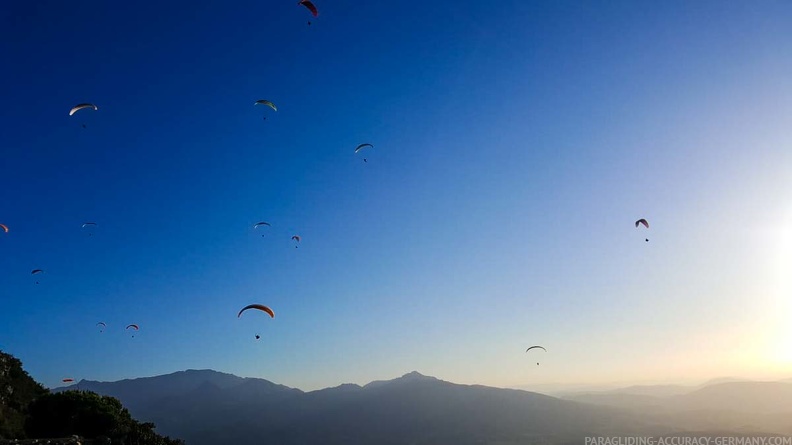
xmin=635 ymin=218 xmax=649 ymax=242
xmin=299 ymin=0 xmax=318 ymax=25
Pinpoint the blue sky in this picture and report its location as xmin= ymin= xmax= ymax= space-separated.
xmin=1 ymin=0 xmax=791 ymax=391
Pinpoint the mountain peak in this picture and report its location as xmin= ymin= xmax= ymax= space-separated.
xmin=400 ymin=371 xmax=434 ymax=380
xmin=363 ymin=371 xmax=439 ymax=389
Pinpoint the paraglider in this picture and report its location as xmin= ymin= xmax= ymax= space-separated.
xmin=635 ymin=218 xmax=649 ymax=242
xmin=32 ymin=269 xmax=44 ymax=285
xmin=254 ymin=100 xmax=277 ymax=120
xmin=254 ymin=222 xmax=271 ymax=237
xmin=237 ymin=304 xmax=275 ymax=319
xmin=0 ymin=224 xmax=8 ymax=233
xmin=69 ymin=103 xmax=98 ymax=116
xmin=70 ymin=103 xmax=98 ymax=128
xmin=292 ymin=235 xmax=301 ymax=248
xmin=254 ymin=100 xmax=277 ymax=111
xmin=526 ymin=345 xmax=547 ymax=365
xmin=238 ymin=305 xmax=274 ymax=339
xmin=82 ymin=222 xmax=97 ymax=236
xmin=298 ymin=0 xmax=318 ymax=25
xmin=355 ymin=143 xmax=373 ymax=163
xmin=97 ymin=322 xmax=106 ymax=332
xmin=126 ymin=324 xmax=139 ymax=338
xmin=62 ymin=378 xmax=74 ymax=383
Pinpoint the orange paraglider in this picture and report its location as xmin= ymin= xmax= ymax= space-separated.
xmin=237 ymin=304 xmax=274 ymax=319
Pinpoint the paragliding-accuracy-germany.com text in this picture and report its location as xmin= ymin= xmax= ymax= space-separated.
xmin=585 ymin=437 xmax=792 ymax=445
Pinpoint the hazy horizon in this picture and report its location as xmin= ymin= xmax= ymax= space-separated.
xmin=46 ymin=364 xmax=792 ymax=395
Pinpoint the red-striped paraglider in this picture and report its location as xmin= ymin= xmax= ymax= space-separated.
xmin=62 ymin=378 xmax=74 ymax=383
xmin=237 ymin=304 xmax=274 ymax=319
xmin=298 ymin=0 xmax=318 ymax=25
xmin=238 ymin=305 xmax=274 ymax=340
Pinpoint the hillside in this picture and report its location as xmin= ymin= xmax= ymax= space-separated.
xmin=0 ymin=350 xmax=183 ymax=445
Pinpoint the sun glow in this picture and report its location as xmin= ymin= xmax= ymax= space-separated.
xmin=769 ymin=209 xmax=792 ymax=367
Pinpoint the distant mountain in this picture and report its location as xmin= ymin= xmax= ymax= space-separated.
xmin=560 ymin=383 xmax=692 ymax=412
xmin=608 ymin=384 xmax=693 ymax=397
xmin=564 ymin=393 xmax=668 ymax=412
xmin=54 ymin=371 xmax=792 ymax=444
xmin=56 ymin=370 xmax=665 ymax=445
xmin=562 ymin=384 xmax=692 ymax=401
xmin=561 ymin=377 xmax=774 ymax=404
xmin=696 ymin=377 xmax=753 ymax=388
xmin=564 ymin=381 xmax=792 ymax=436
xmin=56 ymin=369 xmax=247 ymax=407
xmin=673 ymin=381 xmax=792 ymax=414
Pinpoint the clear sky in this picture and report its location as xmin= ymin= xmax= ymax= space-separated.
xmin=1 ymin=0 xmax=791 ymax=392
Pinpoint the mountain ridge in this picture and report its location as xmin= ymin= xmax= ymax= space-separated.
xmin=53 ymin=370 xmax=792 ymax=445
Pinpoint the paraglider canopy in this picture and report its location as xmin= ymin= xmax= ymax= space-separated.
xmin=354 ymin=143 xmax=373 ymax=153
xmin=254 ymin=100 xmax=277 ymax=111
xmin=126 ymin=324 xmax=139 ymax=330
xmin=298 ymin=0 xmax=318 ymax=17
xmin=635 ymin=218 xmax=649 ymax=241
xmin=69 ymin=103 xmax=98 ymax=116
xmin=62 ymin=378 xmax=74 ymax=383
xmin=0 ymin=224 xmax=8 ymax=233
xmin=254 ymin=222 xmax=271 ymax=229
xmin=291 ymin=235 xmax=301 ymax=242
xmin=238 ymin=304 xmax=275 ymax=319
xmin=526 ymin=346 xmax=546 ymax=365
xmin=82 ymin=222 xmax=97 ymax=228
xmin=31 ymin=269 xmax=44 ymax=285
